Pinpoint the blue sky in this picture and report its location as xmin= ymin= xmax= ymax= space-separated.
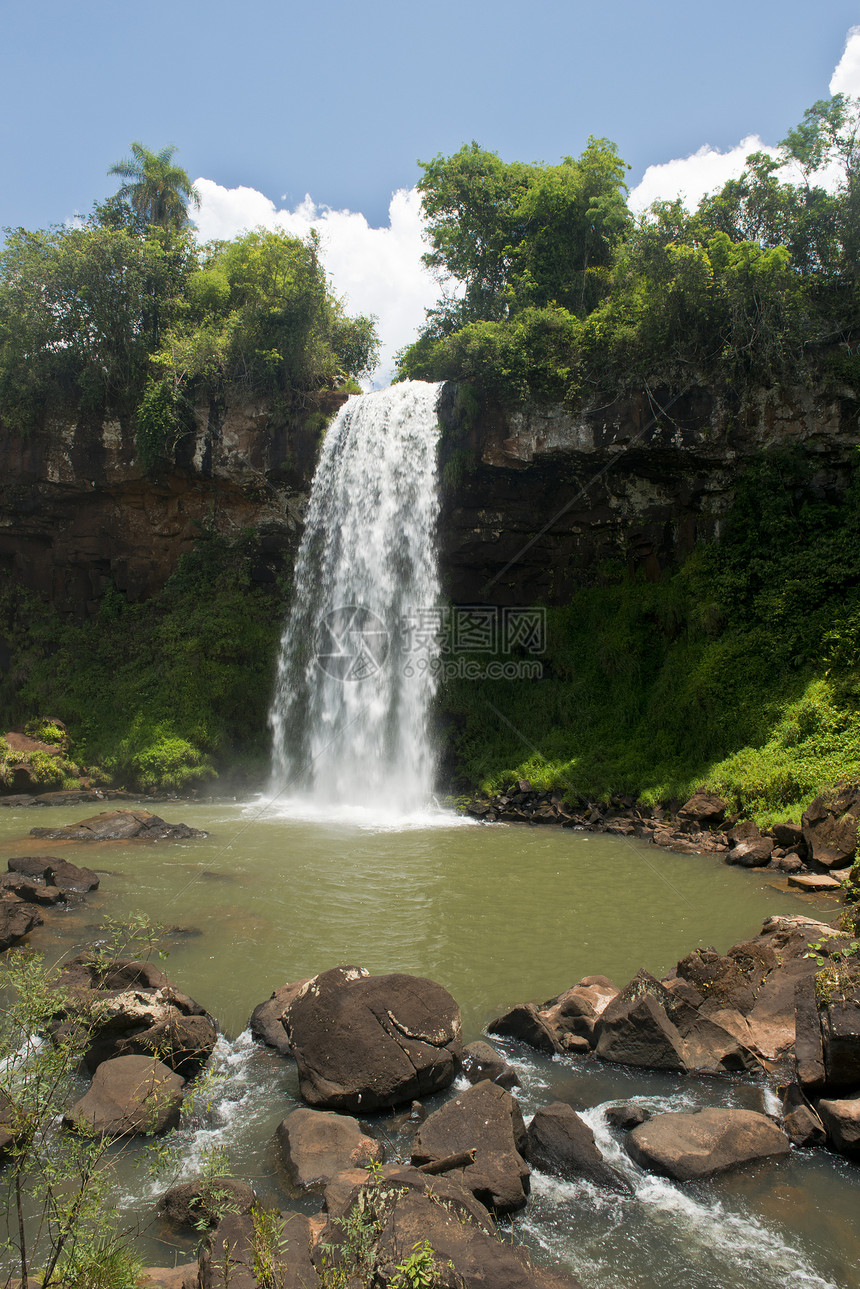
xmin=2 ymin=3 xmax=859 ymax=380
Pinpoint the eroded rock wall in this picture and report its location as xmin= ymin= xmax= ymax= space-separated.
xmin=436 ymin=383 xmax=860 ymax=604
xmin=0 ymin=391 xmax=346 ymax=614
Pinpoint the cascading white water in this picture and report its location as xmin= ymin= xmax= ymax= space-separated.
xmin=269 ymin=380 xmax=443 ymax=811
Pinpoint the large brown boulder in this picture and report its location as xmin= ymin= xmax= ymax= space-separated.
xmin=315 ymin=1168 xmax=583 ymax=1289
xmin=802 ymin=785 xmax=860 ymax=868
xmin=679 ymin=791 xmax=727 ymax=825
xmin=726 ymin=836 xmax=775 ymax=867
xmin=55 ymin=954 xmax=216 ymax=1075
xmin=0 ymin=897 xmax=42 ymax=951
xmin=160 ymin=1177 xmax=257 ymax=1229
xmin=411 ymin=1079 xmax=530 ymax=1213
xmin=595 ymin=993 xmax=688 ymax=1070
xmin=526 ymin=1102 xmax=632 ymax=1194
xmin=817 ymin=1093 xmax=860 ymax=1155
xmin=9 ymin=854 xmax=99 ymax=892
xmin=489 ymin=976 xmax=618 ymax=1054
xmin=275 ymin=1107 xmax=382 ymax=1191
xmin=626 ymin=1108 xmax=790 ymax=1181
xmin=284 ymin=965 xmax=461 ymax=1111
xmin=64 ymin=1055 xmax=185 ymax=1137
xmin=820 ymin=982 xmax=860 ymax=1089
xmin=29 ymin=809 xmax=207 ymax=843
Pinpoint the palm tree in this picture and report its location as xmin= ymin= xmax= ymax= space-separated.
xmin=108 ymin=143 xmax=201 ymax=230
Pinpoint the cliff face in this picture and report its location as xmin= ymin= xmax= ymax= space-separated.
xmin=0 ymin=392 xmax=346 ymax=614
xmin=1 ymin=381 xmax=857 ymax=617
xmin=436 ymin=382 xmax=860 ymax=604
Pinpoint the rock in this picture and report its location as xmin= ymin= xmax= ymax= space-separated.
xmin=28 ymin=809 xmax=207 ymax=843
xmin=200 ymin=1211 xmax=318 ymax=1289
xmin=160 ymin=1177 xmax=257 ymax=1229
xmin=275 ymin=1108 xmax=382 ymax=1191
xmin=8 ymin=854 xmax=99 ymax=892
xmin=248 ymin=978 xmax=310 ymax=1055
xmin=461 ymin=1040 xmax=520 ymax=1089
xmin=817 ymin=1093 xmax=860 ymax=1154
xmin=605 ymin=1104 xmax=651 ymax=1131
xmin=782 ymin=1084 xmax=826 ymax=1147
xmin=526 ymin=1102 xmax=633 ymax=1194
xmin=488 ymin=1002 xmax=559 ymax=1053
xmin=778 ymin=854 xmax=804 ymax=873
xmin=411 ymin=1079 xmax=531 ymax=1213
xmin=679 ymin=791 xmax=727 ymax=825
xmin=139 ymin=1268 xmax=197 ymax=1289
xmin=315 ymin=1167 xmax=583 ymax=1289
xmin=626 ymin=1108 xmax=791 ymax=1180
xmin=64 ymin=1055 xmax=185 ymax=1137
xmin=0 ymin=872 xmax=66 ymax=905
xmin=726 ymin=837 xmax=775 ymax=867
xmin=595 ymin=993 xmax=688 ymax=1071
xmin=802 ymin=785 xmax=860 ymax=868
xmin=795 ymin=976 xmax=826 ymax=1091
xmin=284 ymin=965 xmax=461 ymax=1112
xmin=772 ymin=821 xmax=805 ymax=852
xmin=0 ymin=897 xmax=43 ymax=950
xmin=821 ymin=983 xmax=860 ymax=1089
xmin=787 ymin=873 xmax=843 ymax=892
xmin=55 ymin=954 xmax=215 ymax=1075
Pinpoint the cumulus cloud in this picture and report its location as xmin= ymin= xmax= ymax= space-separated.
xmin=830 ymin=25 xmax=860 ymax=95
xmin=628 ymin=134 xmax=777 ymax=214
xmin=192 ymin=178 xmax=441 ymax=387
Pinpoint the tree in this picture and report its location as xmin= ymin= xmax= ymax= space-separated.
xmin=107 ymin=143 xmax=201 ymax=232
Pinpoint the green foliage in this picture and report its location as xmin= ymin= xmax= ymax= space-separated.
xmin=250 ymin=1206 xmax=290 ymax=1288
xmin=400 ymin=96 xmax=860 ymax=403
xmin=0 ymin=943 xmax=151 ymax=1286
xmin=135 ymin=377 xmax=189 ymax=473
xmin=441 ymin=450 xmax=860 ymax=820
xmin=107 ymin=141 xmax=200 ymax=232
xmin=390 ymin=1240 xmax=439 ymax=1289
xmin=0 ymin=530 xmax=287 ymax=792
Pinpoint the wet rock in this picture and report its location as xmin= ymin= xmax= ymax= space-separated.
xmin=782 ymin=1084 xmax=826 ymax=1147
xmin=0 ymin=873 xmax=67 ymax=905
xmin=488 ymin=1001 xmax=559 ymax=1053
xmin=772 ymin=821 xmax=805 ymax=853
xmin=0 ymin=897 xmax=43 ymax=950
xmin=200 ymin=1211 xmax=318 ymax=1289
xmin=488 ymin=976 xmax=618 ymax=1055
xmin=526 ymin=1102 xmax=633 ymax=1194
xmin=778 ymin=854 xmax=804 ymax=874
xmin=596 ymin=992 xmax=688 ymax=1071
xmin=316 ymin=1167 xmax=583 ymax=1289
xmin=29 ymin=809 xmax=207 ymax=843
xmin=461 ymin=1039 xmax=520 ymax=1089
xmin=626 ymin=1108 xmax=790 ymax=1180
xmin=275 ymin=1107 xmax=382 ymax=1191
xmin=65 ymin=1055 xmax=185 ymax=1137
xmin=788 ymin=872 xmax=843 ymax=892
xmin=802 ymin=786 xmax=860 ymax=869
xmin=8 ymin=854 xmax=99 ymax=892
xmin=605 ymin=1104 xmax=651 ymax=1131
xmin=55 ymin=954 xmax=216 ymax=1075
xmin=817 ymin=1093 xmax=860 ymax=1154
xmin=249 ymin=978 xmax=310 ymax=1055
xmin=284 ymin=965 xmax=462 ymax=1111
xmin=411 ymin=1079 xmax=531 ymax=1213
xmin=160 ymin=1177 xmax=257 ymax=1229
xmin=795 ymin=975 xmax=826 ymax=1091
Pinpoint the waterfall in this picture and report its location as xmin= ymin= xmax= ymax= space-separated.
xmin=269 ymin=380 xmax=443 ymax=812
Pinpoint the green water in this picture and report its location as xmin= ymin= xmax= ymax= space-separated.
xmin=0 ymin=798 xmax=855 ymax=1289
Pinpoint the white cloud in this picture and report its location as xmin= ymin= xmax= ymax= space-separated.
xmin=830 ymin=25 xmax=860 ymax=96
xmin=628 ymin=135 xmax=778 ymax=214
xmin=191 ymin=178 xmax=441 ymax=388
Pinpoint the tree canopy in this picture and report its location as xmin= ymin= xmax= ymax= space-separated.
xmin=107 ymin=142 xmax=200 ymax=231
xmin=399 ymin=96 xmax=860 ymax=403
